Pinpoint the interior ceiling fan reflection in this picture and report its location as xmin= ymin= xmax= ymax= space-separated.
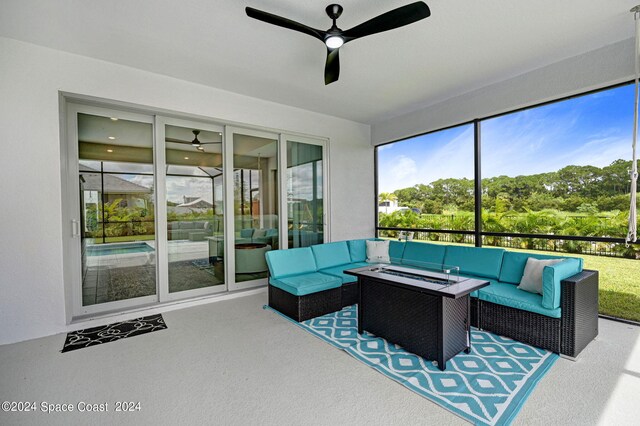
xmin=165 ymin=130 xmax=221 ymax=151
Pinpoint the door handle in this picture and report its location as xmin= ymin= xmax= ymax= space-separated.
xmin=71 ymin=219 xmax=80 ymax=238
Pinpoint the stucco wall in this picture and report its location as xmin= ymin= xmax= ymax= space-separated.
xmin=0 ymin=37 xmax=373 ymax=345
xmin=372 ymin=38 xmax=634 ymax=145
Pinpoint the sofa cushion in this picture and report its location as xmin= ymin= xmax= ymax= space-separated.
xmin=347 ymin=239 xmax=369 ymax=262
xmin=401 ymin=241 xmax=446 ymax=269
xmin=265 ymin=228 xmax=278 ymax=238
xmin=443 ymin=246 xmax=505 ymax=279
xmin=311 ymin=241 xmax=352 ymax=269
xmin=478 ymin=282 xmax=561 ymax=318
xmin=253 ymin=228 xmax=267 ymax=238
xmin=542 ymin=258 xmax=583 ymax=310
xmin=181 ymin=221 xmax=195 ymax=229
xmin=240 ymin=228 xmax=255 ymax=238
xmin=457 ymin=274 xmax=498 ymax=298
xmin=499 ymin=251 xmax=583 ymax=284
xmin=389 ymin=240 xmax=406 ymax=264
xmin=319 ymin=262 xmax=369 ymax=283
xmin=265 ymin=247 xmax=317 ymax=279
xmin=518 ymin=258 xmax=563 ymax=295
xmin=270 ymin=273 xmax=342 ymax=296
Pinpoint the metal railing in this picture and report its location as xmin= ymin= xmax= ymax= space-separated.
xmin=376 ymin=226 xmax=639 ymax=258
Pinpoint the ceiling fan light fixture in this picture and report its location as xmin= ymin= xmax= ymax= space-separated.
xmin=325 ymin=35 xmax=344 ymax=49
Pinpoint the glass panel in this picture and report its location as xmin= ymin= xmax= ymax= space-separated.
xmin=78 ymin=113 xmax=156 ymax=306
xmin=165 ymin=124 xmax=225 ymax=293
xmin=102 ymin=162 xmax=154 ymax=174
xmin=287 ymin=140 xmax=324 ymax=247
xmin=376 ymin=124 xmax=475 ymax=244
xmin=482 ymin=84 xmax=636 ymax=244
xmin=233 ymin=133 xmax=278 ymax=283
xmin=166 ymin=165 xmax=209 ymax=176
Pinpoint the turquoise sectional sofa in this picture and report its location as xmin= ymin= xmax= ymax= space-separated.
xmin=265 ymin=239 xmax=599 ymax=357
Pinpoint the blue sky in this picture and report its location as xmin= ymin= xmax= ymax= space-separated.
xmin=378 ymin=84 xmax=635 ymax=193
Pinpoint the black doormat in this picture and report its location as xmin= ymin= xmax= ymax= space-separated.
xmin=61 ymin=314 xmax=167 ymax=353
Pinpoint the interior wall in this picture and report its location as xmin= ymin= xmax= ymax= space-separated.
xmin=372 ymin=38 xmax=634 ymax=145
xmin=0 ymin=37 xmax=373 ymax=345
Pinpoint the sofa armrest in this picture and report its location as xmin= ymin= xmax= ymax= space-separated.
xmin=542 ymin=258 xmax=582 ymax=309
xmin=560 ymin=269 xmax=599 ymax=357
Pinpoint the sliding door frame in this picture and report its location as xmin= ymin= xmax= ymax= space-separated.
xmin=62 ymin=97 xmax=332 ymax=321
xmin=225 ymin=126 xmax=280 ymax=291
xmin=66 ymin=103 xmax=158 ymax=318
xmin=279 ymin=134 xmax=330 ymax=249
xmin=155 ymin=116 xmax=227 ymax=301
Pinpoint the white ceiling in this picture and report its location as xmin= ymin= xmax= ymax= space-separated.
xmin=1 ymin=0 xmax=637 ymax=124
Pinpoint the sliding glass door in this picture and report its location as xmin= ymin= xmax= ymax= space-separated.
xmin=70 ymin=106 xmax=157 ymax=315
xmin=227 ymin=127 xmax=279 ymax=290
xmin=65 ymin=102 xmax=330 ymax=318
xmin=283 ymin=135 xmax=328 ymax=248
xmin=159 ymin=118 xmax=227 ymax=299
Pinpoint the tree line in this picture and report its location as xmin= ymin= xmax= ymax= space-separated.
xmin=381 ymin=159 xmax=636 ymax=214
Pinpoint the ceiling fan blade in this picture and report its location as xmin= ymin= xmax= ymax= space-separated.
xmin=246 ymin=7 xmax=325 ymax=42
xmin=341 ymin=2 xmax=430 ymax=42
xmin=165 ymin=137 xmax=191 ymax=144
xmin=200 ymin=141 xmax=222 ymax=145
xmin=324 ymin=48 xmax=340 ymax=85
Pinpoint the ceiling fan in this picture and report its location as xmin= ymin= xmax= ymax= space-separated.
xmin=165 ymin=130 xmax=221 ymax=151
xmin=245 ymin=2 xmax=431 ymax=85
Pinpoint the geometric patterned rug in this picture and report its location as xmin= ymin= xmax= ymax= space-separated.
xmin=265 ymin=305 xmax=558 ymax=426
xmin=61 ymin=314 xmax=167 ymax=353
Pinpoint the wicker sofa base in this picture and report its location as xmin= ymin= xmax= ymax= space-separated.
xmin=268 ymin=284 xmax=342 ymax=322
xmin=474 ymin=270 xmax=599 ymax=357
xmin=268 ymin=263 xmax=599 ymax=358
xmin=478 ymin=300 xmax=562 ymax=353
xmin=341 ymin=282 xmax=359 ymax=307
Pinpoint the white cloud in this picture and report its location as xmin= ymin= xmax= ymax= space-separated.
xmin=378 ymin=127 xmax=474 ymax=193
xmin=555 ymin=136 xmax=631 ymax=169
xmin=379 ymin=155 xmax=418 ymax=193
xmin=129 ymin=174 xmax=153 ymax=188
xmin=480 ymin=104 xmax=630 ymax=178
xmin=166 ymin=176 xmax=213 ymax=203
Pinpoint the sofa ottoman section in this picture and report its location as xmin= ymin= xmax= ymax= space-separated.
xmin=268 ymin=271 xmax=342 ymax=322
xmin=268 ymin=283 xmax=342 ymax=322
xmin=266 ymin=247 xmax=342 ymax=321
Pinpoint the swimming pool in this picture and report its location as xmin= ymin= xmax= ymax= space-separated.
xmin=86 ymin=242 xmax=154 ymax=256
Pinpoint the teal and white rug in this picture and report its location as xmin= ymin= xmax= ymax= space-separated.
xmin=266 ymin=304 xmax=558 ymax=426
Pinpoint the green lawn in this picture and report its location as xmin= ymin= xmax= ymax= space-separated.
xmin=385 ymin=238 xmax=640 ymax=322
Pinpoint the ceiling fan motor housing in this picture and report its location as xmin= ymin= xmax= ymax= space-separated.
xmin=326 ymin=4 xmax=343 ymax=21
